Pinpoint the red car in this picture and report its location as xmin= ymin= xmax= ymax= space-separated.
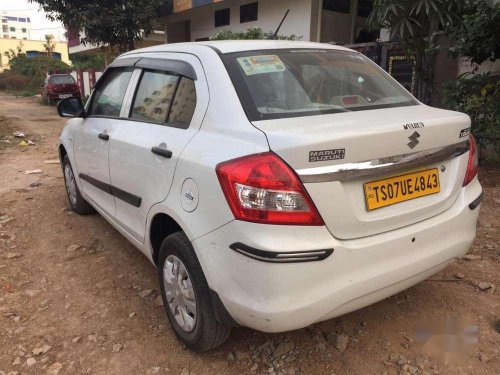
xmin=42 ymin=74 xmax=81 ymax=105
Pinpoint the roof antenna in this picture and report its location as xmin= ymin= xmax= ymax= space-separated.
xmin=270 ymin=9 xmax=290 ymax=39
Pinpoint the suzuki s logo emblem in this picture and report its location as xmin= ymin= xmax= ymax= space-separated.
xmin=407 ymin=131 xmax=421 ymax=149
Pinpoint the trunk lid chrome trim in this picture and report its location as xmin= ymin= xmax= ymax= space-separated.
xmin=298 ymin=140 xmax=469 ymax=183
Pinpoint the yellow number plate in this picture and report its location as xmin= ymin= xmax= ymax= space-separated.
xmin=364 ymin=168 xmax=440 ymax=211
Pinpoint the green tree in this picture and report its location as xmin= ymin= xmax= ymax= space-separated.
xmin=30 ymin=0 xmax=168 ymax=52
xmin=367 ymin=0 xmax=464 ymax=103
xmin=210 ymin=27 xmax=301 ymax=41
xmin=446 ymin=0 xmax=500 ymax=65
xmin=7 ymin=41 xmax=25 ymax=60
xmin=43 ymin=34 xmax=56 ymax=57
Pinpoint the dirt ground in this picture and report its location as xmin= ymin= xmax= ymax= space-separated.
xmin=0 ymin=93 xmax=498 ymax=375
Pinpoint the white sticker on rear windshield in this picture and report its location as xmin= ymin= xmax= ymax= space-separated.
xmin=237 ymin=55 xmax=286 ymax=75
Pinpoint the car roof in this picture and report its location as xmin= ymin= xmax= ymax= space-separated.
xmin=123 ymin=40 xmax=353 ymax=56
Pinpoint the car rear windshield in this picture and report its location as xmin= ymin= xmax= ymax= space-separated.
xmin=49 ymin=75 xmax=75 ymax=85
xmin=222 ymin=49 xmax=418 ymax=121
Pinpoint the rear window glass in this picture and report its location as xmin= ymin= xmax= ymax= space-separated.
xmin=49 ymin=75 xmax=75 ymax=84
xmin=222 ymin=49 xmax=418 ymax=121
xmin=168 ymin=77 xmax=197 ymax=126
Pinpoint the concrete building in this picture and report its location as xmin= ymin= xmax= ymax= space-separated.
xmin=1 ymin=12 xmax=32 ymax=40
xmin=0 ymin=38 xmax=71 ymax=73
xmin=164 ymin=0 xmax=377 ymax=44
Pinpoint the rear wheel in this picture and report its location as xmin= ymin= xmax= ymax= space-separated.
xmin=158 ymin=232 xmax=231 ymax=351
xmin=62 ymin=155 xmax=95 ymax=214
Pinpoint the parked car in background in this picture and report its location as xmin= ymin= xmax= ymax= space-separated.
xmin=42 ymin=74 xmax=81 ymax=105
xmin=56 ymin=41 xmax=482 ymax=352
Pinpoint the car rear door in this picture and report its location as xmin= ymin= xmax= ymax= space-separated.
xmin=73 ymin=67 xmax=134 ymax=216
xmin=108 ymin=53 xmax=208 ymax=243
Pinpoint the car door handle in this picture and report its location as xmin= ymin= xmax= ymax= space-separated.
xmin=151 ymin=146 xmax=173 ymax=159
xmin=98 ymin=133 xmax=109 ymax=141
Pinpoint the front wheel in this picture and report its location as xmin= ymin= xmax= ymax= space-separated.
xmin=158 ymin=232 xmax=231 ymax=352
xmin=62 ymin=155 xmax=95 ymax=214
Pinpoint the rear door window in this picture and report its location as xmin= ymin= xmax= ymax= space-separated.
xmin=89 ymin=68 xmax=133 ymax=118
xmin=129 ymin=70 xmax=197 ymax=128
xmin=130 ymin=70 xmax=178 ymax=123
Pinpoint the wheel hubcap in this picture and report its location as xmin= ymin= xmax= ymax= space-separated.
xmin=64 ymin=164 xmax=77 ymax=205
xmin=163 ymin=255 xmax=197 ymax=332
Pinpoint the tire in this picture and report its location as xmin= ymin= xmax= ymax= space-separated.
xmin=158 ymin=232 xmax=231 ymax=352
xmin=62 ymin=155 xmax=95 ymax=215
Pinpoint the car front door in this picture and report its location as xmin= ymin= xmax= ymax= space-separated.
xmin=73 ymin=67 xmax=134 ymax=217
xmin=108 ymin=54 xmax=208 ymax=242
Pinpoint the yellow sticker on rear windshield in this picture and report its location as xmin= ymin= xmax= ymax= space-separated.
xmin=237 ymin=55 xmax=286 ymax=75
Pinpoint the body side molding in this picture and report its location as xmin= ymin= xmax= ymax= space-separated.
xmin=79 ymin=174 xmax=142 ymax=208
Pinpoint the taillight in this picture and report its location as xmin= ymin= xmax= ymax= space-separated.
xmin=216 ymin=152 xmax=324 ymax=225
xmin=463 ymin=134 xmax=478 ymax=186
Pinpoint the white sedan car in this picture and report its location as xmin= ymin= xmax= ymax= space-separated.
xmin=57 ymin=41 xmax=482 ymax=351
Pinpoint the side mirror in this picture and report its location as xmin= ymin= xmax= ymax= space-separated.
xmin=57 ymin=97 xmax=86 ymax=118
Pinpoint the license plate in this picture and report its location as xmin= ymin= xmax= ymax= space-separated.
xmin=364 ymin=168 xmax=440 ymax=211
xmin=59 ymin=94 xmax=72 ymax=99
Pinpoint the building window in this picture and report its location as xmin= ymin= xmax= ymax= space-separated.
xmin=27 ymin=18 xmax=31 ymax=23
xmin=26 ymin=51 xmax=41 ymax=58
xmin=11 ymin=36 xmax=16 ymax=39
xmin=18 ymin=17 xmax=27 ymax=23
xmin=2 ymin=25 xmax=8 ymax=33
xmin=3 ymin=35 xmax=8 ymax=39
xmin=1 ymin=18 xmax=7 ymax=24
xmin=7 ymin=16 xmax=18 ymax=22
xmin=357 ymin=0 xmax=373 ymax=17
xmin=215 ymin=8 xmax=230 ymax=27
xmin=323 ymin=0 xmax=350 ymax=14
xmin=22 ymin=28 xmax=27 ymax=33
xmin=10 ymin=27 xmax=15 ymax=32
xmin=240 ymin=2 xmax=258 ymax=23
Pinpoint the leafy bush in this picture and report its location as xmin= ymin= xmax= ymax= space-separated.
xmin=71 ymin=53 xmax=106 ymax=70
xmin=210 ymin=27 xmax=301 ymax=41
xmin=4 ymin=55 xmax=71 ymax=94
xmin=10 ymin=55 xmax=70 ymax=78
xmin=0 ymin=71 xmax=32 ymax=93
xmin=443 ymin=73 xmax=500 ymax=161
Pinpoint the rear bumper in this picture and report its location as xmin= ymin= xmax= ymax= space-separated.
xmin=48 ymin=93 xmax=81 ymax=100
xmin=193 ymin=178 xmax=481 ymax=332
